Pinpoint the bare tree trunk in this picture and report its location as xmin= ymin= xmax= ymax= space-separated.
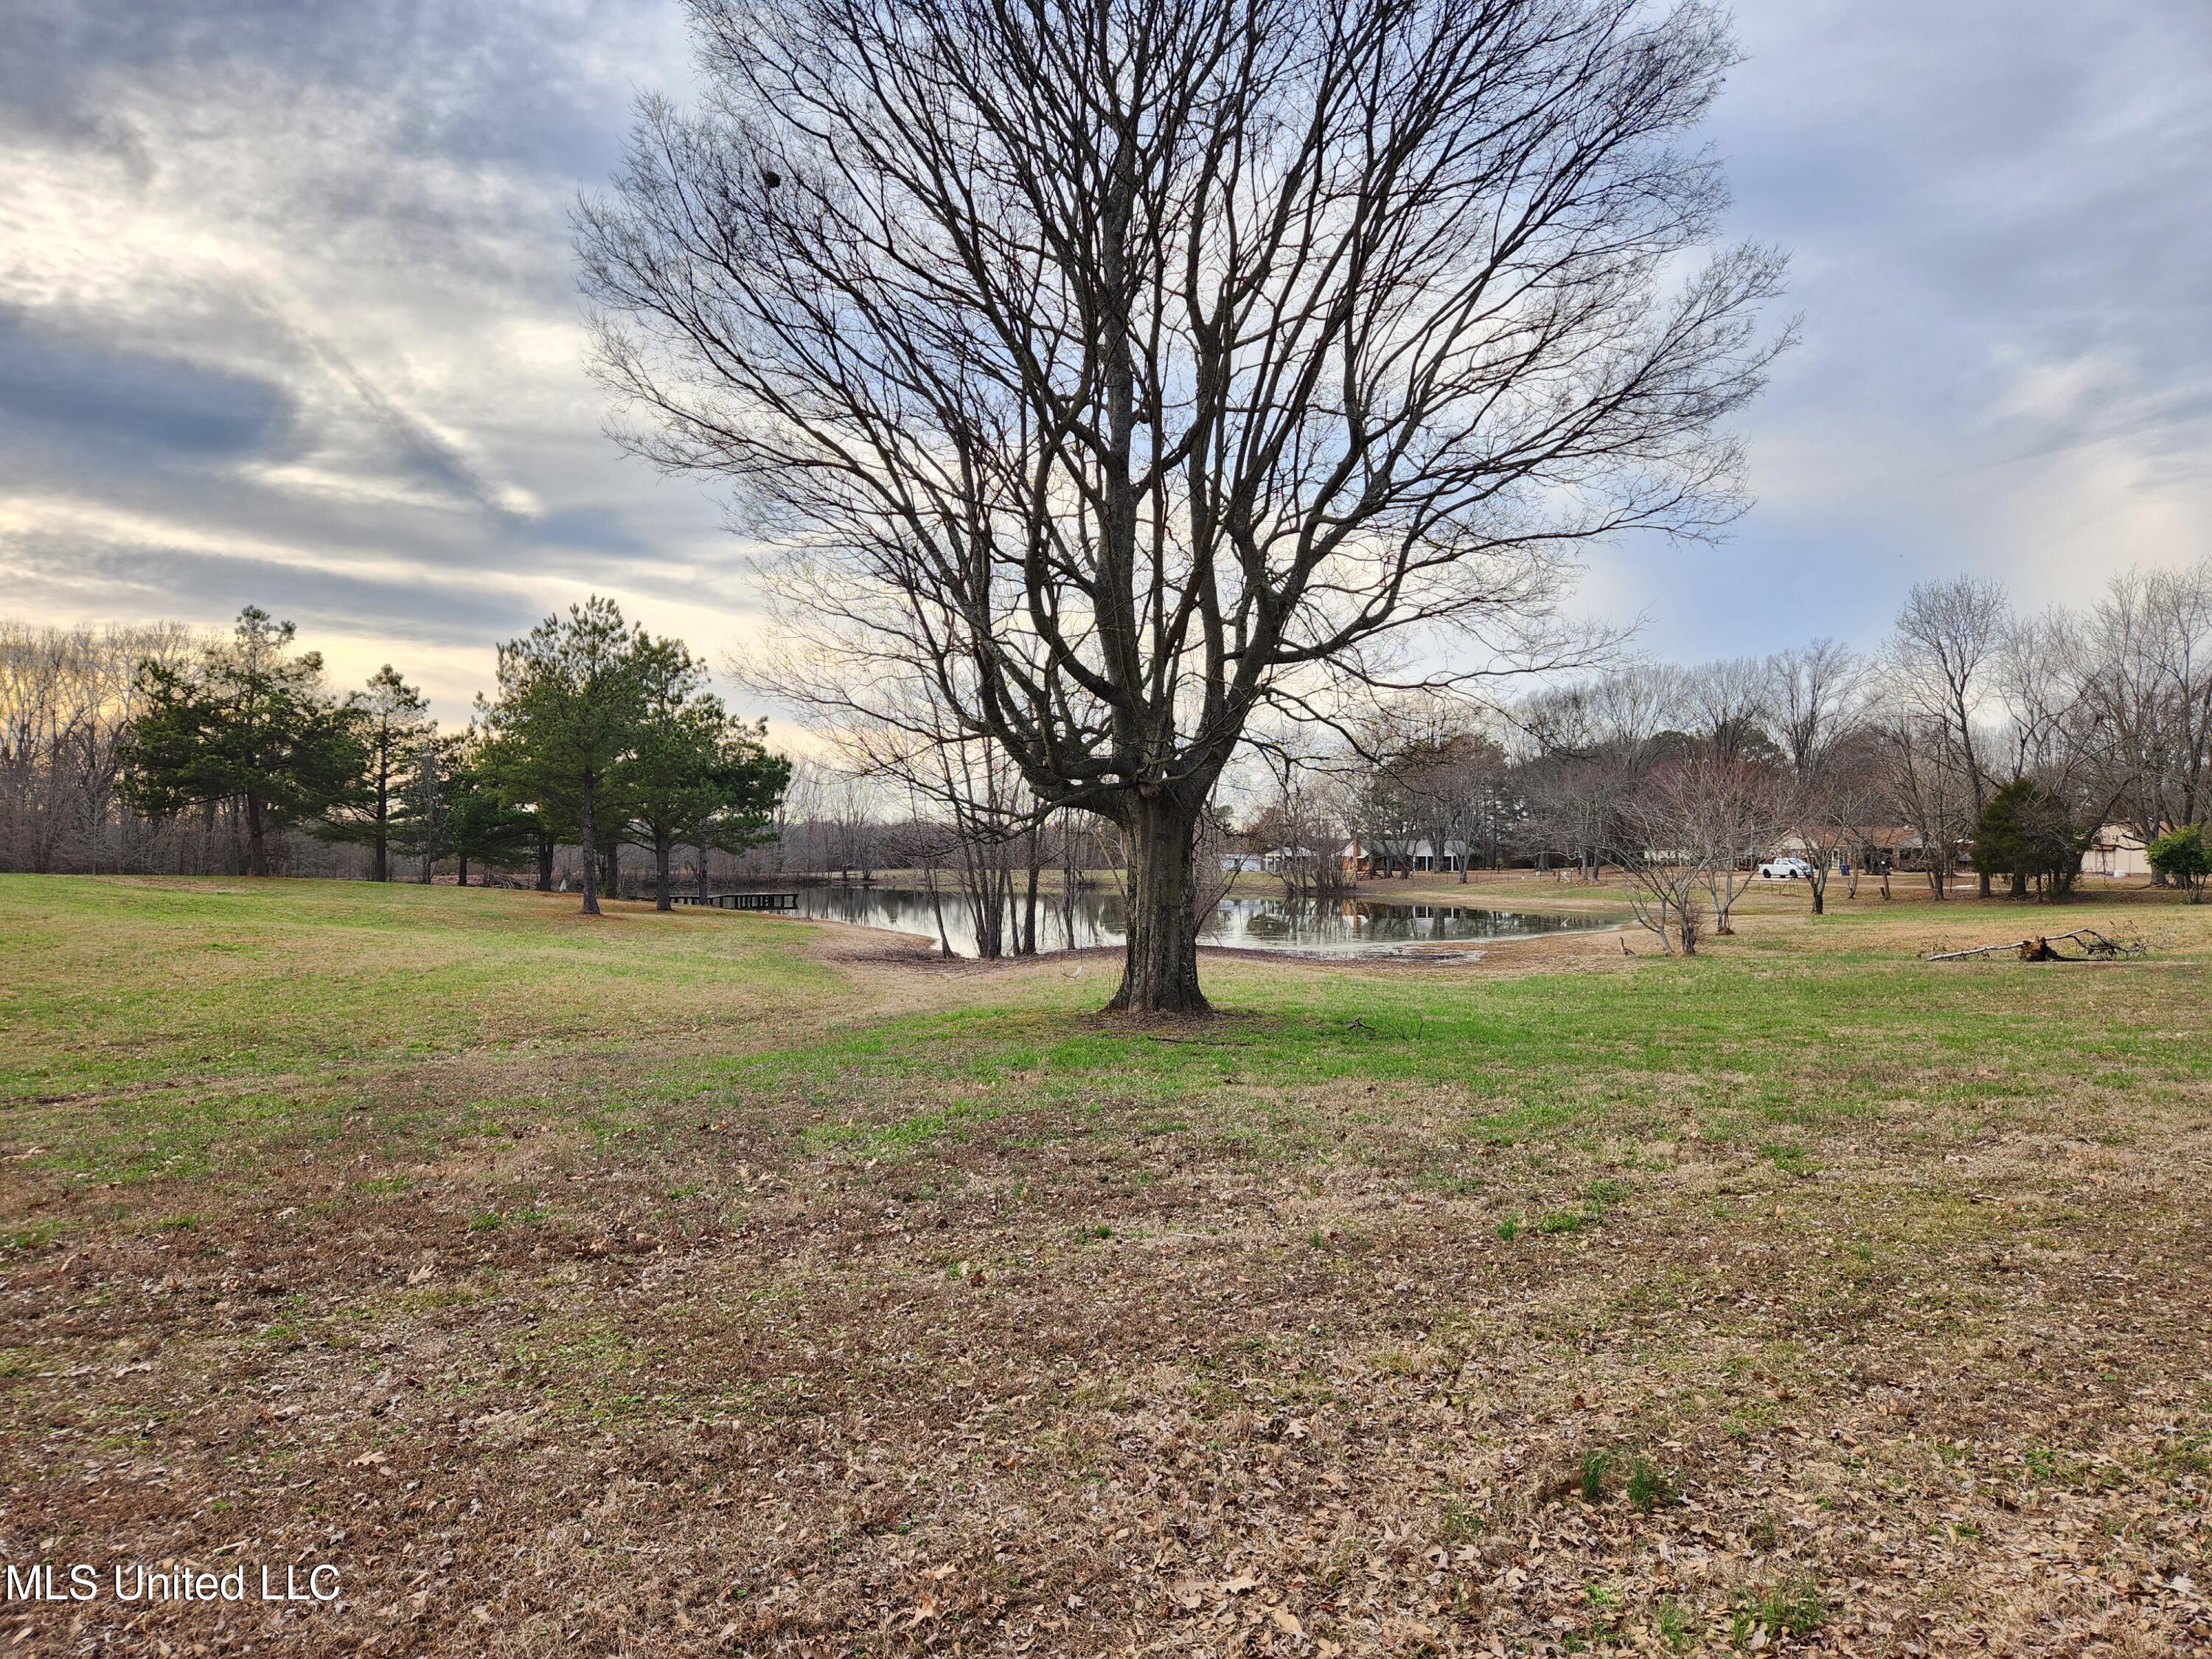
xmin=922 ymin=858 xmax=952 ymax=957
xmin=536 ymin=831 xmax=554 ymax=892
xmin=1059 ymin=813 xmax=1080 ymax=950
xmin=698 ymin=841 xmax=712 ymax=902
xmin=1020 ymin=830 xmax=1040 ymax=956
xmin=1108 ymin=799 xmax=1206 ymax=1015
xmin=372 ymin=757 xmax=390 ymax=883
xmin=580 ymin=787 xmax=600 ymax=916
xmin=245 ymin=791 xmax=268 ymax=877
xmin=654 ymin=831 xmax=674 ymax=911
xmin=457 ymin=854 xmax=470 ymax=888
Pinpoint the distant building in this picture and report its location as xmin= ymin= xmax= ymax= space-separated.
xmin=1339 ymin=837 xmax=1468 ymax=875
xmin=2084 ymin=824 xmax=2152 ymax=879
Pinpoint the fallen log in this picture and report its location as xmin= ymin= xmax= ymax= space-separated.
xmin=1926 ymin=928 xmax=2147 ymax=963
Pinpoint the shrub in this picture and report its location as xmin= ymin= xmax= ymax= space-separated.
xmin=2148 ymin=824 xmax=2211 ymax=902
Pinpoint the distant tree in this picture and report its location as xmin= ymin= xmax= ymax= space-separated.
xmin=118 ymin=607 xmax=368 ymax=877
xmin=322 ymin=664 xmax=431 ymax=881
xmin=392 ymin=731 xmax=459 ymax=882
xmin=473 ymin=725 xmax=568 ymax=891
xmin=1891 ymin=578 xmax=2010 ymax=896
xmin=1674 ymin=658 xmax=1775 ymax=768
xmin=682 ymin=720 xmax=790 ymax=899
xmin=1971 ymin=777 xmax=2090 ymax=901
xmin=1786 ymin=770 xmax=1880 ymax=917
xmin=479 ymin=598 xmax=647 ymax=915
xmin=2079 ymin=560 xmax=2212 ymax=877
xmin=1517 ymin=670 xmax=1677 ymax=882
xmin=620 ymin=636 xmax=790 ymax=910
xmin=1765 ymin=640 xmax=1866 ymax=777
xmin=2146 ymin=824 xmax=2210 ymax=902
xmin=1870 ymin=711 xmax=1969 ymax=900
xmin=1344 ymin=747 xmax=1427 ymax=881
xmin=1351 ymin=707 xmax=1503 ymax=883
xmin=443 ymin=731 xmax=540 ymax=886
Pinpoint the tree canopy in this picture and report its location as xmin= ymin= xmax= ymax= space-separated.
xmin=478 ymin=598 xmax=650 ymax=916
xmin=118 ymin=608 xmax=368 ymax=877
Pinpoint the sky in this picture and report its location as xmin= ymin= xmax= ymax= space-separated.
xmin=3 ymin=1 xmax=2208 ymax=723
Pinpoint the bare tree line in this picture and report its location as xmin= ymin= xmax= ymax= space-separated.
xmin=1274 ymin=560 xmax=2211 ymax=948
xmin=0 ymin=621 xmax=254 ymax=876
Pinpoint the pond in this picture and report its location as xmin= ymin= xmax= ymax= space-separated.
xmin=778 ymin=883 xmax=1615 ymax=959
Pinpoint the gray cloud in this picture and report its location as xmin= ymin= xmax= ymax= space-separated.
xmin=2 ymin=0 xmax=2207 ymax=708
xmin=1 ymin=526 xmax=539 ymax=650
xmin=1596 ymin=0 xmax=2212 ymax=658
xmin=0 ymin=309 xmax=296 ymax=461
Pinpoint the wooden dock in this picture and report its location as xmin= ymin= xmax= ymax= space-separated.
xmin=672 ymin=891 xmax=801 ymax=912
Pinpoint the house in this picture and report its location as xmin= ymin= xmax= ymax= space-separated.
xmin=1339 ymin=837 xmax=1469 ymax=875
xmin=2084 ymin=824 xmax=2152 ymax=879
xmin=1221 ymin=845 xmax=1336 ymax=876
xmin=1767 ymin=827 xmax=1933 ymax=874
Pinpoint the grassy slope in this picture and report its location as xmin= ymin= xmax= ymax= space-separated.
xmin=3 ymin=874 xmax=2209 ymax=1656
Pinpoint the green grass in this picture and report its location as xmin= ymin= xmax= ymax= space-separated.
xmin=0 ymin=875 xmax=844 ymax=1102
xmin=0 ymin=876 xmax=852 ymax=1189
xmin=9 ymin=872 xmax=2208 ymax=1203
xmin=704 ymin=928 xmax=2212 ymax=1170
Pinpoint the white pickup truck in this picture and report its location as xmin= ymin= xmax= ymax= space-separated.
xmin=1757 ymin=855 xmax=1815 ymax=880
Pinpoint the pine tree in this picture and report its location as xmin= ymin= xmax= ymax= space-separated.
xmin=1971 ymin=778 xmax=2091 ymax=900
xmin=2147 ymin=824 xmax=2210 ymax=902
xmin=617 ymin=638 xmax=789 ymax=911
xmin=324 ymin=664 xmax=431 ymax=880
xmin=478 ymin=598 xmax=646 ymax=915
xmin=445 ymin=728 xmax=538 ymax=886
xmin=118 ymin=608 xmax=368 ymax=876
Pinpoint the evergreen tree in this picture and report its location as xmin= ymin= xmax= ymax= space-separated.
xmin=445 ymin=728 xmax=538 ymax=886
xmin=322 ymin=664 xmax=431 ymax=880
xmin=684 ymin=719 xmax=791 ymax=898
xmin=478 ymin=598 xmax=646 ymax=915
xmin=118 ymin=607 xmax=368 ymax=876
xmin=1971 ymin=778 xmax=2090 ymax=900
xmin=391 ymin=731 xmax=460 ymax=881
xmin=618 ymin=637 xmax=790 ymax=910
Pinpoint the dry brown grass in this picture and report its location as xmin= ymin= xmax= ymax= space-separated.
xmin=3 ymin=874 xmax=2209 ymax=1656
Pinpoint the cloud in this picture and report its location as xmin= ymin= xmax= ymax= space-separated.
xmin=0 ymin=0 xmax=2205 ymax=712
xmin=0 ymin=308 xmax=296 ymax=461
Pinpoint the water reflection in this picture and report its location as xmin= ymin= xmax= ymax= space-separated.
xmin=779 ymin=884 xmax=1608 ymax=959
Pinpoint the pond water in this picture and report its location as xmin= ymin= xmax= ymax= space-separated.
xmin=779 ymin=883 xmax=1614 ymax=959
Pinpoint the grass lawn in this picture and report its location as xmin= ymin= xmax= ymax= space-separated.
xmin=3 ymin=873 xmax=2209 ymax=1655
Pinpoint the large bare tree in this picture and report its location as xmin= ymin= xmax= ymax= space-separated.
xmin=579 ymin=0 xmax=1785 ymax=1011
